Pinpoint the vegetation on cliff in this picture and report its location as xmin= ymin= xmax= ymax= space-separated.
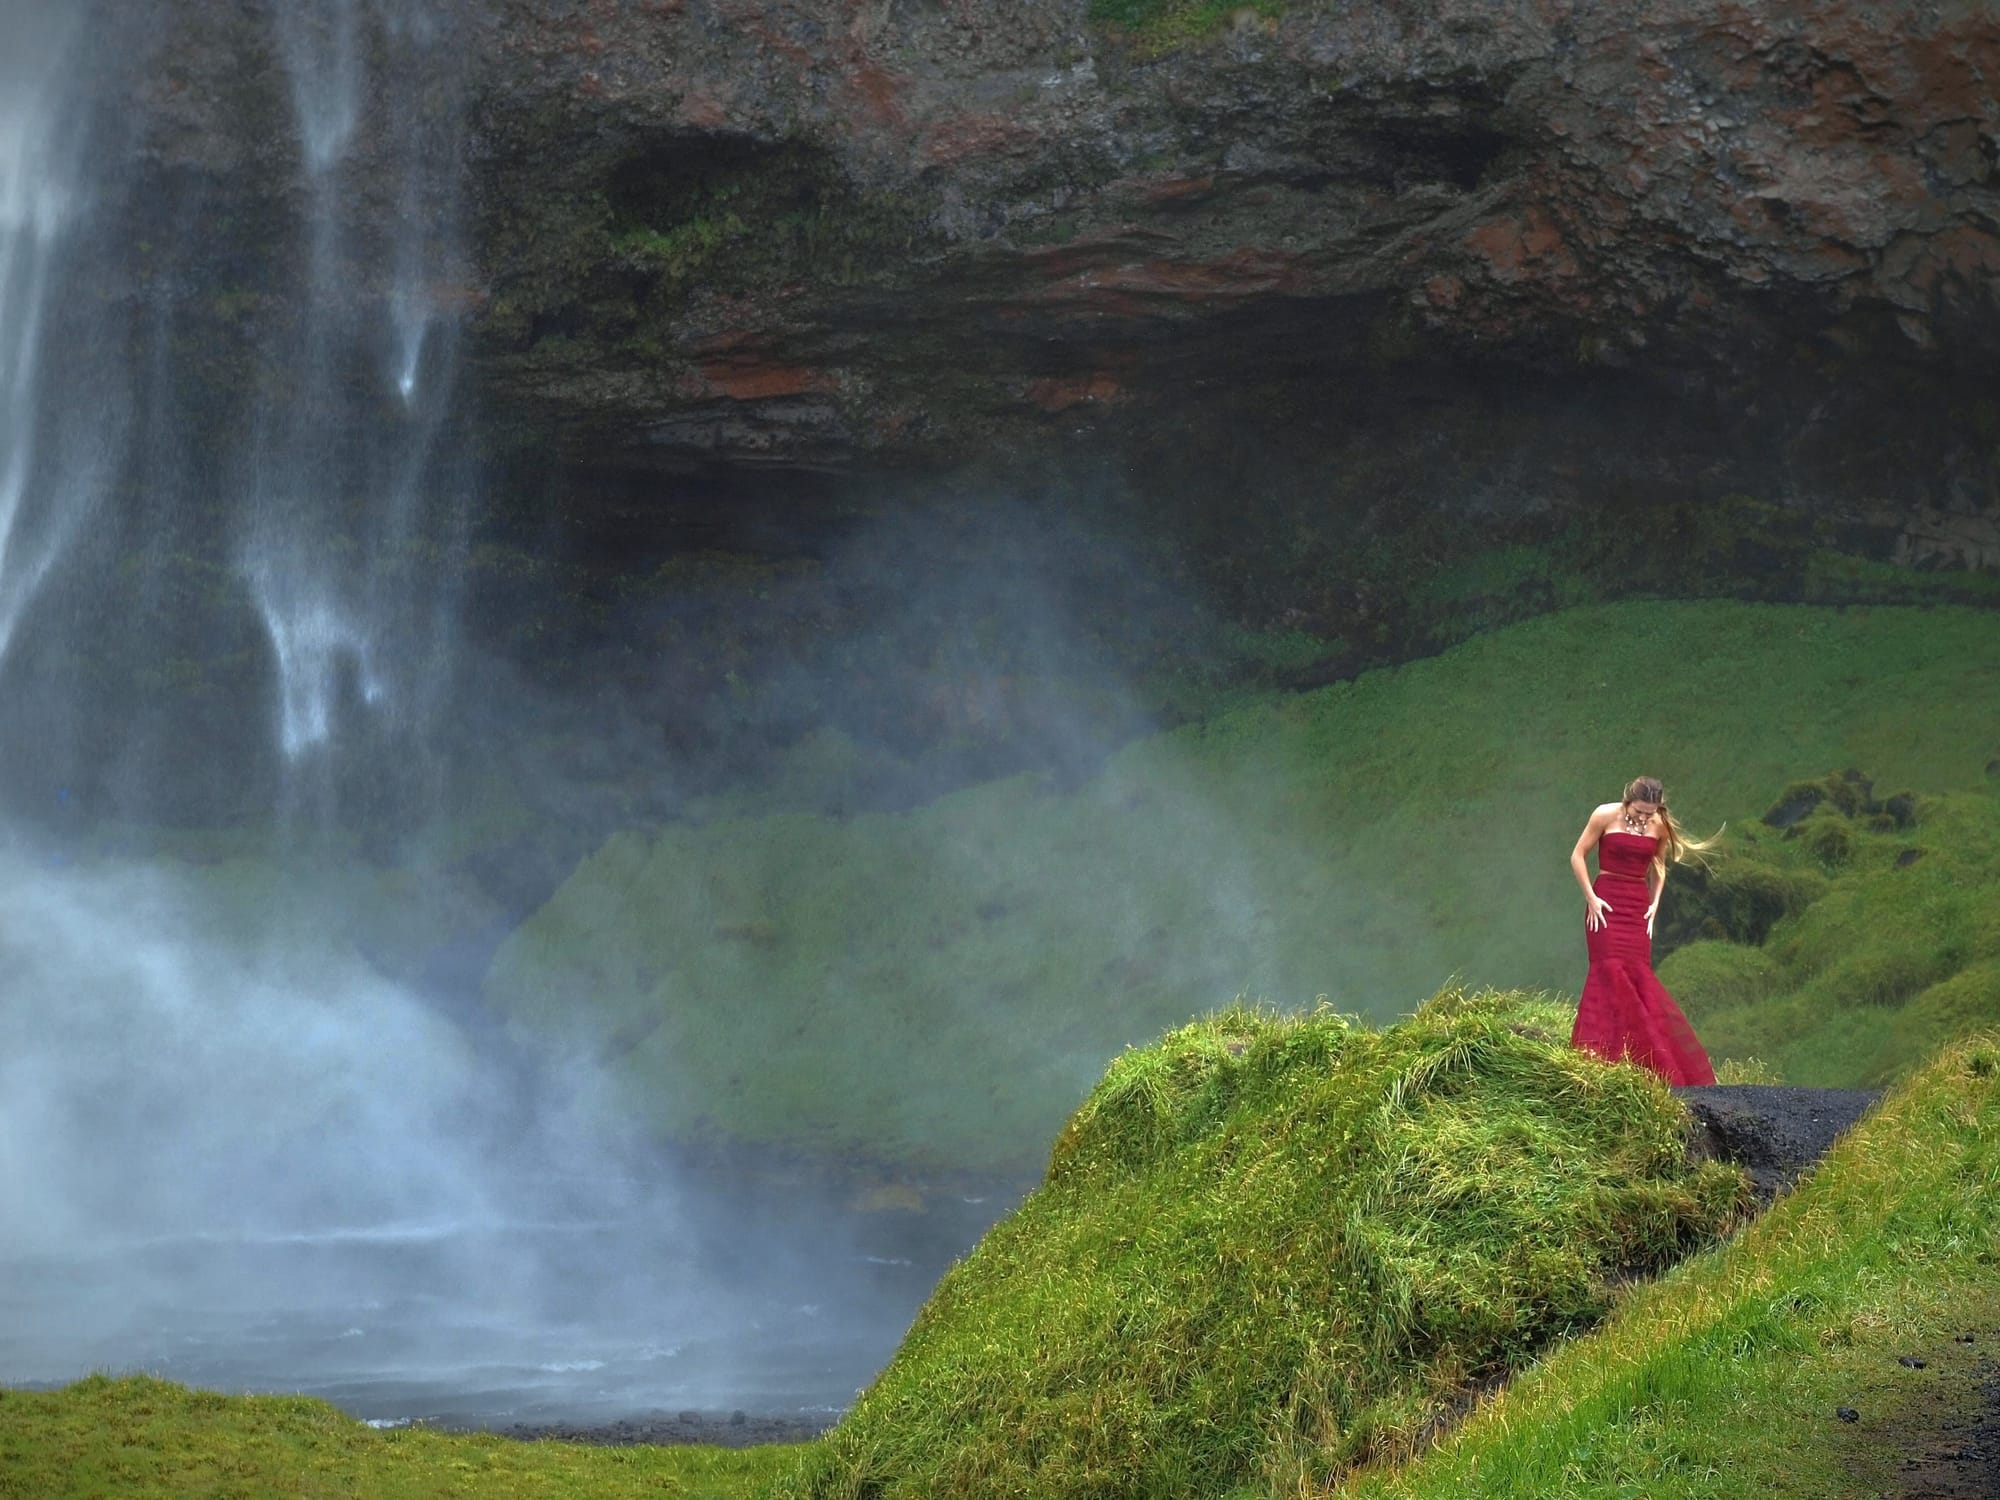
xmin=771 ymin=989 xmax=1748 ymax=1498
xmin=1659 ymin=779 xmax=2000 ymax=1092
xmin=1086 ymin=0 xmax=1283 ymax=49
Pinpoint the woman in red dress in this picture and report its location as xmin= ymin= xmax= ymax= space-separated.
xmin=1567 ymin=775 xmax=1716 ymax=1085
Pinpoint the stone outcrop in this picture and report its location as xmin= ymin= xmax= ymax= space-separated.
xmin=435 ymin=0 xmax=2000 ymax=490
xmin=41 ymin=0 xmax=1979 ymax=758
xmin=103 ymin=0 xmax=2000 ymax=538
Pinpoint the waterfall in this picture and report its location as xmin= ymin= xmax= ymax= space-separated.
xmin=0 ymin=0 xmax=471 ymax=832
xmin=0 ymin=4 xmax=119 ymax=689
xmin=248 ymin=0 xmax=469 ymax=816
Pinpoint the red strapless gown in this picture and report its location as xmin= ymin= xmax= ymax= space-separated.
xmin=1569 ymin=831 xmax=1716 ymax=1085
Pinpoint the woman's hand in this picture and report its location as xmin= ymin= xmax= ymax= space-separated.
xmin=1645 ymin=903 xmax=1658 ymax=939
xmin=1585 ymin=893 xmax=1614 ymax=931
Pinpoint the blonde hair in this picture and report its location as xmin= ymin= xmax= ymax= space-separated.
xmin=1623 ymin=775 xmax=1719 ymax=868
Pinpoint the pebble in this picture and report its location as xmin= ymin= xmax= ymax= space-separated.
xmin=1837 ymin=1407 xmax=1860 ymax=1422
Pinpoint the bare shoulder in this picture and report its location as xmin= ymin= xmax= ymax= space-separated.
xmin=1573 ymin=802 xmax=1616 ymax=851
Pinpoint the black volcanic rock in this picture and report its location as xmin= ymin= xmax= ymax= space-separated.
xmin=1674 ymin=1084 xmax=1884 ymax=1203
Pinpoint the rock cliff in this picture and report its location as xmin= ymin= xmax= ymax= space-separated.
xmin=78 ymin=0 xmax=2000 ymax=772
xmin=446 ymin=0 xmax=2000 ymax=504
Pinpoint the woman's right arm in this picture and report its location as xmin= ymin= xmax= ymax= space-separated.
xmin=1572 ymin=806 xmax=1613 ymax=930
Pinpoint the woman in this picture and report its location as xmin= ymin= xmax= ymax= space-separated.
xmin=1568 ymin=775 xmax=1716 ymax=1085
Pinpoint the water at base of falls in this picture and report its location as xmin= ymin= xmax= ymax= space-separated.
xmin=0 ymin=1206 xmax=960 ymax=1429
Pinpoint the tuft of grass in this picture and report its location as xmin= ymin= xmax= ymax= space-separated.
xmin=1331 ymin=1031 xmax=2000 ymax=1499
xmin=0 ymin=1375 xmax=797 ymax=1499
xmin=486 ymin=600 xmax=2000 ymax=1173
xmin=768 ymin=988 xmax=1747 ymax=1499
xmin=1088 ymin=0 xmax=1283 ymax=49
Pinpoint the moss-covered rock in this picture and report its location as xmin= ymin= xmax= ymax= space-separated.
xmin=1653 ymin=858 xmax=1828 ymax=954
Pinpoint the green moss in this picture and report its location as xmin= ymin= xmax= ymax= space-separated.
xmin=1798 ymin=812 xmax=1857 ymax=868
xmin=1663 ymin=783 xmax=2000 ymax=1088
xmin=1801 ymin=546 xmax=2000 ymax=605
xmin=1647 ymin=942 xmax=1783 ymax=1022
xmin=1654 ymin=858 xmax=1828 ymax=950
xmin=770 ymin=989 xmax=1746 ymax=1500
xmin=606 ymin=144 xmax=929 ymax=307
xmin=1088 ymin=0 xmax=1283 ymax=48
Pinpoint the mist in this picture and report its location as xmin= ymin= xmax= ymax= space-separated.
xmin=0 ymin=0 xmax=1024 ymax=1430
xmin=0 ymin=0 xmax=1443 ymax=1435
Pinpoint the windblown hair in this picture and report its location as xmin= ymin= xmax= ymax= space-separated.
xmin=1623 ymin=774 xmax=1719 ymax=869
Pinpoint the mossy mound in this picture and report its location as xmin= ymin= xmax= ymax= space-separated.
xmin=770 ymin=989 xmax=1747 ymax=1500
xmin=1662 ymin=783 xmax=2000 ymax=1087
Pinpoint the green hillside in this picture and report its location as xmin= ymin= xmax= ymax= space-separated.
xmin=1660 ymin=776 xmax=2000 ymax=1088
xmin=484 ymin=600 xmax=2000 ymax=1171
xmin=1334 ymin=1031 xmax=2000 ymax=1499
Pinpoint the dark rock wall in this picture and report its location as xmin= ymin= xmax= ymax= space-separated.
xmin=453 ymin=0 xmax=2000 ymax=483
xmin=110 ymin=0 xmax=2000 ymax=532
xmin=55 ymin=0 xmax=2000 ymax=823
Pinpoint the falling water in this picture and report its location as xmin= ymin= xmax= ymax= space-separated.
xmin=0 ymin=0 xmax=470 ymax=828
xmin=0 ymin=0 xmax=968 ymax=1429
xmin=0 ymin=4 xmax=119 ymax=682
xmin=247 ymin=0 xmax=469 ymax=811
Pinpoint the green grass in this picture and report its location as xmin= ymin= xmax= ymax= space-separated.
xmin=0 ymin=1377 xmax=795 ymax=1499
xmin=1333 ymin=1031 xmax=2000 ymax=1499
xmin=1087 ymin=0 xmax=1282 ymax=47
xmin=485 ymin=599 xmax=2000 ymax=1172
xmin=1659 ymin=783 xmax=2000 ymax=1088
xmin=12 ymin=1024 xmax=1999 ymax=1499
xmin=769 ymin=988 xmax=1748 ymax=1499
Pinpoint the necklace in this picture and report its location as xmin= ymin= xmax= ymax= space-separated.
xmin=1621 ymin=807 xmax=1653 ymax=836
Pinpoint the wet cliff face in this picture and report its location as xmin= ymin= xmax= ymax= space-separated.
xmin=118 ymin=1 xmax=2000 ymax=541
xmin=81 ymin=0 xmax=1998 ymax=813
xmin=446 ymin=0 xmax=2000 ymax=523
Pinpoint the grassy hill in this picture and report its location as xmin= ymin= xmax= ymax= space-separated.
xmin=484 ymin=599 xmax=2000 ymax=1171
xmin=1332 ymin=1030 xmax=2000 ymax=1499
xmin=10 ymin=1013 xmax=1998 ymax=1500
xmin=770 ymin=989 xmax=1749 ymax=1499
xmin=1658 ymin=778 xmax=2000 ymax=1090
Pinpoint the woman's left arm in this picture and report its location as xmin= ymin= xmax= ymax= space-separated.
xmin=1646 ymin=857 xmax=1667 ymax=938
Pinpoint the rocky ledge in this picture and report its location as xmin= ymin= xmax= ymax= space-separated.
xmin=120 ymin=0 xmax=2000 ymax=532
xmin=454 ymin=0 xmax=2000 ymax=493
